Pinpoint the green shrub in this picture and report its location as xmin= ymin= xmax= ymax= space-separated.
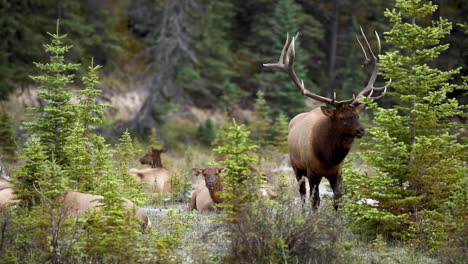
xmin=196 ymin=118 xmax=217 ymax=146
xmin=161 ymin=119 xmax=197 ymax=151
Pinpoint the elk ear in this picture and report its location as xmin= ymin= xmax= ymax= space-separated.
xmin=320 ymin=106 xmax=335 ymax=117
xmin=354 ymin=104 xmax=366 ymax=114
xmin=160 ymin=147 xmax=168 ymax=153
xmin=191 ymin=168 xmax=203 ymax=176
xmin=218 ymin=168 xmax=227 ymax=174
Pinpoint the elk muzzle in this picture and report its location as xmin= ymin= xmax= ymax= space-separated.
xmin=356 ymin=127 xmax=365 ymax=138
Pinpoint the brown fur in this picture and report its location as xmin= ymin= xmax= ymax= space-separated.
xmin=129 ymin=167 xmax=171 ymax=193
xmin=62 ymin=191 xmax=151 ymax=228
xmin=0 ymin=177 xmax=150 ymax=228
xmin=189 ymin=182 xmax=215 ymax=214
xmin=288 ymin=105 xmax=365 ymax=209
xmin=0 ymin=177 xmax=17 ymax=206
xmin=129 ymin=147 xmax=171 ymax=194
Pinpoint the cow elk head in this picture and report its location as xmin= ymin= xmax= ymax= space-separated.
xmin=192 ymin=167 xmax=224 ymax=190
xmin=139 ymin=147 xmax=168 ymax=168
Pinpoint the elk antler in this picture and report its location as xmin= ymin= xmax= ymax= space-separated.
xmin=351 ymin=26 xmax=390 ymax=105
xmin=263 ymin=27 xmax=389 ymax=107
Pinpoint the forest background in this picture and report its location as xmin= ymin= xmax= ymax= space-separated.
xmin=1 ymin=0 xmax=466 ymax=138
xmin=0 ymin=0 xmax=466 ymax=263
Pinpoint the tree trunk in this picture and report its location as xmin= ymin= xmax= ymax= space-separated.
xmin=128 ymin=0 xmax=198 ymax=137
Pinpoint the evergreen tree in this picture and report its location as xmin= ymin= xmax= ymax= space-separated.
xmin=178 ymin=0 xmax=243 ymax=106
xmin=214 ymin=120 xmax=259 ymax=221
xmin=14 ymin=141 xmax=49 ymax=206
xmin=115 ymin=130 xmax=146 ymax=205
xmin=273 ymin=111 xmax=289 ymax=153
xmin=77 ymin=59 xmax=108 ymax=134
xmin=82 ymin=155 xmax=142 ymax=263
xmin=252 ymin=0 xmax=321 ymax=117
xmin=0 ymin=107 xmax=17 ymax=162
xmin=27 ymin=21 xmax=80 ymax=163
xmin=196 ymin=118 xmax=217 ymax=146
xmin=342 ymin=0 xmax=467 ymax=251
xmin=250 ymin=91 xmax=272 ymax=148
xmin=148 ymin=127 xmax=163 ymax=149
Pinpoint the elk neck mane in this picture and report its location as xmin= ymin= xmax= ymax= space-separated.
xmin=208 ymin=180 xmax=224 ymax=204
xmin=312 ymin=115 xmax=356 ymax=166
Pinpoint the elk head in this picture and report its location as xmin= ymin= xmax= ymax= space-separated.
xmin=139 ymin=147 xmax=168 ymax=168
xmin=263 ymin=27 xmax=390 ymax=136
xmin=192 ymin=167 xmax=225 ymax=203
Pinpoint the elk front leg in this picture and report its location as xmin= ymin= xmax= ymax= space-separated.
xmin=308 ymin=172 xmax=321 ymax=210
xmin=294 ymin=167 xmax=307 ymax=204
xmin=327 ymin=172 xmax=343 ymax=210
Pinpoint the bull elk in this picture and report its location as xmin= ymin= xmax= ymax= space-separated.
xmin=263 ymin=27 xmax=389 ymax=210
xmin=129 ymin=147 xmax=171 ymax=194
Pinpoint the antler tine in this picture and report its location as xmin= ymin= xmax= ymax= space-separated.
xmin=263 ymin=33 xmax=339 ymax=106
xmin=356 ymin=35 xmax=369 ymax=62
xmin=279 ymin=33 xmax=289 ymax=65
xmin=360 ymin=26 xmax=377 ymax=61
xmin=285 ymin=33 xmax=295 ymax=66
xmin=367 ymin=85 xmax=388 ymax=101
xmin=374 ymin=31 xmax=381 ymax=54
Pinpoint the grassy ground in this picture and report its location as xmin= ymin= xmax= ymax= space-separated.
xmin=132 ymin=145 xmax=443 ymax=264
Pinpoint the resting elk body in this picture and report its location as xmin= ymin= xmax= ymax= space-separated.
xmin=62 ymin=191 xmax=151 ymax=228
xmin=189 ymin=166 xmax=277 ymax=213
xmin=0 ymin=177 xmax=150 ymax=227
xmin=263 ymin=28 xmax=389 ymax=209
xmin=0 ymin=175 xmax=17 ymax=206
xmin=129 ymin=147 xmax=171 ymax=194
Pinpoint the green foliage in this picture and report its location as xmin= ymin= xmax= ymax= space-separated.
xmin=250 ymin=91 xmax=273 ymax=148
xmin=161 ymin=119 xmax=197 ymax=152
xmin=0 ymin=0 xmax=124 ymax=95
xmin=272 ymin=111 xmax=289 ymax=153
xmin=14 ymin=141 xmax=49 ymax=206
xmin=170 ymin=170 xmax=192 ymax=203
xmin=0 ymin=108 xmax=17 ymax=162
xmin=77 ymin=59 xmax=108 ymax=132
xmin=79 ymin=162 xmax=142 ymax=263
xmin=150 ymin=210 xmax=191 ymax=264
xmin=114 ymin=130 xmax=146 ymax=205
xmin=253 ymin=0 xmax=320 ymax=117
xmin=148 ymin=127 xmax=163 ymax=149
xmin=26 ymin=21 xmax=80 ymax=163
xmin=178 ymin=0 xmax=244 ymax=106
xmin=196 ymin=118 xmax=217 ymax=146
xmin=213 ymin=120 xmax=259 ymax=220
xmin=342 ymin=0 xmax=467 ymax=252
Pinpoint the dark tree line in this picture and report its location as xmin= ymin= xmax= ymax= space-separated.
xmin=0 ymin=0 xmax=466 ymax=136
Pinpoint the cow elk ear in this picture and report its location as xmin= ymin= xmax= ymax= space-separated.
xmin=218 ymin=168 xmax=227 ymax=174
xmin=354 ymin=104 xmax=366 ymax=114
xmin=320 ymin=106 xmax=335 ymax=117
xmin=191 ymin=168 xmax=203 ymax=176
xmin=161 ymin=147 xmax=169 ymax=153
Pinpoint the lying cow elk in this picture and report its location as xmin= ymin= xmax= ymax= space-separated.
xmin=0 ymin=177 xmax=150 ymax=228
xmin=189 ymin=166 xmax=277 ymax=213
xmin=263 ymin=27 xmax=389 ymax=210
xmin=62 ymin=191 xmax=151 ymax=228
xmin=129 ymin=147 xmax=171 ymax=194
